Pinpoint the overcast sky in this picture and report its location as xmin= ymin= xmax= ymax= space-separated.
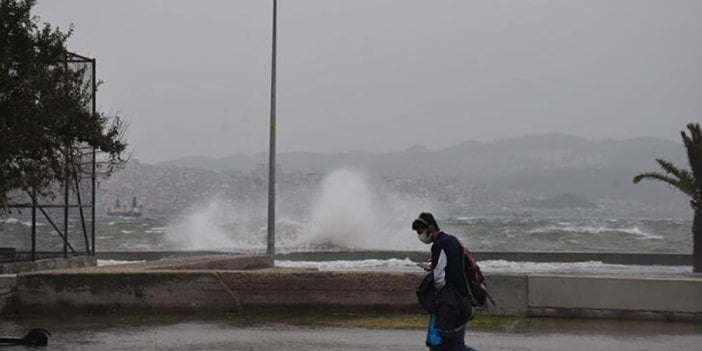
xmin=33 ymin=0 xmax=701 ymax=163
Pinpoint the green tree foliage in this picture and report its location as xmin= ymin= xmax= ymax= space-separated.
xmin=633 ymin=123 xmax=702 ymax=272
xmin=0 ymin=0 xmax=127 ymax=210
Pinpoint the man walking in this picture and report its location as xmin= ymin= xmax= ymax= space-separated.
xmin=413 ymin=212 xmax=477 ymax=351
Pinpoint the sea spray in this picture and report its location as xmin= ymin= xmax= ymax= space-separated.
xmin=295 ymin=168 xmax=434 ymax=251
xmin=164 ymin=168 xmax=435 ymax=252
xmin=164 ymin=196 xmax=266 ymax=251
xmin=163 ymin=168 xmax=687 ymax=253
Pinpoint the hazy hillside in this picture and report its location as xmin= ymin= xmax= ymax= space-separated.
xmin=159 ymin=134 xmax=684 ymax=175
xmin=158 ymin=134 xmax=686 ymax=196
xmin=103 ymin=134 xmax=691 ymax=217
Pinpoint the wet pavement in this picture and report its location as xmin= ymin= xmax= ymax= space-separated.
xmin=1 ymin=317 xmax=701 ymax=350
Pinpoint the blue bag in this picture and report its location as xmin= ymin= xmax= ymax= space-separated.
xmin=425 ymin=313 xmax=443 ymax=347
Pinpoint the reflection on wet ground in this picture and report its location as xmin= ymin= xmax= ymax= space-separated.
xmin=1 ymin=315 xmax=701 ymax=351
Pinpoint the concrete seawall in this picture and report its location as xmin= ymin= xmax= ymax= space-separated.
xmin=8 ymin=254 xmax=702 ymax=321
xmin=16 ymin=270 xmax=422 ymax=314
xmin=528 ymin=274 xmax=702 ymax=321
xmin=1 ymin=255 xmax=96 ymax=274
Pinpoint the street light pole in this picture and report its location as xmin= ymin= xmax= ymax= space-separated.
xmin=267 ymin=0 xmax=277 ymax=257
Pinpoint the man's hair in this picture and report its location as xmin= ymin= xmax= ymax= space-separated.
xmin=412 ymin=212 xmax=439 ymax=231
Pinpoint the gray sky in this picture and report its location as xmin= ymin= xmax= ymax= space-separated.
xmin=33 ymin=0 xmax=702 ymax=163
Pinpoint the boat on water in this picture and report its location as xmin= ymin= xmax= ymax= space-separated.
xmin=106 ymin=196 xmax=143 ymax=217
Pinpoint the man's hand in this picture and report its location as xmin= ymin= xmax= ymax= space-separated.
xmin=416 ymin=261 xmax=432 ymax=271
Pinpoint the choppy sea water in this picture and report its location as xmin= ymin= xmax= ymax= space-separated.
xmin=1 ymin=215 xmax=691 ymax=253
xmin=2 ymin=215 xmax=694 ymax=274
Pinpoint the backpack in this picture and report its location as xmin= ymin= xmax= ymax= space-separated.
xmin=460 ymin=244 xmax=495 ymax=307
xmin=416 ymin=272 xmax=437 ymax=313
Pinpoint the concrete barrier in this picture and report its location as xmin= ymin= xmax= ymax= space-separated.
xmin=0 ymin=274 xmax=16 ymax=290
xmin=9 ymin=255 xmax=702 ymax=321
xmin=0 ymin=274 xmax=17 ymax=314
xmin=482 ymin=274 xmax=528 ymax=316
xmin=15 ymin=270 xmax=424 ymax=314
xmin=0 ymin=255 xmax=97 ymax=274
xmin=0 ymin=293 xmax=11 ymax=314
xmin=14 ymin=255 xmax=527 ymax=315
xmin=527 ymin=274 xmax=702 ymax=321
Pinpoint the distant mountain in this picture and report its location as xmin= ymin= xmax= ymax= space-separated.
xmin=136 ymin=133 xmax=690 ymax=216
xmin=158 ymin=133 xmax=684 ymax=178
xmin=157 ymin=154 xmax=263 ymax=172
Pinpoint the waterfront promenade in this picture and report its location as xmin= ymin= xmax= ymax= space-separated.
xmin=2 ymin=317 xmax=701 ymax=351
xmin=2 ymin=252 xmax=701 ymax=349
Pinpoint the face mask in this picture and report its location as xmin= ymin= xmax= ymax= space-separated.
xmin=418 ymin=230 xmax=432 ymax=244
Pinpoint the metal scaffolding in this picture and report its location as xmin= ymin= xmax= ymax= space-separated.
xmin=2 ymin=52 xmax=99 ymax=262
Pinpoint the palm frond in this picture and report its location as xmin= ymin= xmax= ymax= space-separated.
xmin=676 ymin=169 xmax=696 ymax=188
xmin=633 ymin=172 xmax=679 ymax=185
xmin=633 ymin=172 xmax=698 ymax=199
xmin=686 ymin=123 xmax=701 ymax=143
xmin=654 ymin=159 xmax=686 ymax=179
xmin=682 ymin=123 xmax=702 ymax=191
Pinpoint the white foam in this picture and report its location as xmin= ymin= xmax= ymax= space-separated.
xmin=480 ymin=259 xmax=690 ymax=275
xmin=163 ymin=196 xmax=265 ymax=251
xmin=1 ymin=217 xmax=19 ymax=224
xmin=526 ymin=225 xmax=663 ymax=240
xmin=20 ymin=220 xmax=46 ymax=227
xmin=97 ymin=259 xmax=145 ymax=267
xmin=275 ymin=258 xmax=692 ymax=275
xmin=143 ymin=226 xmax=168 ymax=234
xmin=276 ymin=258 xmax=424 ymax=272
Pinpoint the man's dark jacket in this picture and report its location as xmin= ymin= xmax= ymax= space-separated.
xmin=416 ymin=232 xmax=473 ymax=326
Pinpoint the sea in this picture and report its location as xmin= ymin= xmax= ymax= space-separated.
xmin=1 ymin=214 xmax=693 ymax=275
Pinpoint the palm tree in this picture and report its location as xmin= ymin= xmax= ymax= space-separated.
xmin=633 ymin=123 xmax=702 ymax=273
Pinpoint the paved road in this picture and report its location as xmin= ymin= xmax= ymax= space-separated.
xmin=2 ymin=319 xmax=701 ymax=350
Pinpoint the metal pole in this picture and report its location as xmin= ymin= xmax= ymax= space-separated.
xmin=63 ymin=148 xmax=69 ymax=258
xmin=91 ymin=58 xmax=97 ymax=256
xmin=31 ymin=189 xmax=36 ymax=262
xmin=75 ymin=176 xmax=90 ymax=253
xmin=266 ymin=0 xmax=277 ymax=257
xmin=63 ymin=57 xmax=69 ymax=258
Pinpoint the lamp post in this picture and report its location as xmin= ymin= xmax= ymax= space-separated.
xmin=267 ymin=0 xmax=277 ymax=257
